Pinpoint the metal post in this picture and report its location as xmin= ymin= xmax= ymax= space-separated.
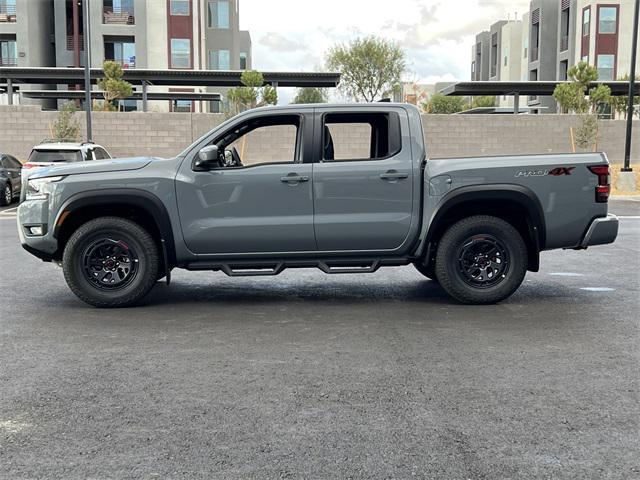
xmin=7 ymin=78 xmax=12 ymax=105
xmin=142 ymin=80 xmax=148 ymax=112
xmin=513 ymin=92 xmax=519 ymax=114
xmin=623 ymin=0 xmax=639 ymax=172
xmin=83 ymin=0 xmax=92 ymax=142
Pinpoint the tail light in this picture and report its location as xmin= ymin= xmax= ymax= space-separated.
xmin=588 ymin=165 xmax=610 ymax=203
xmin=22 ymin=163 xmax=37 ymax=169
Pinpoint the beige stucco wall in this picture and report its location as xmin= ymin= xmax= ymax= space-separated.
xmin=0 ymin=106 xmax=637 ymax=165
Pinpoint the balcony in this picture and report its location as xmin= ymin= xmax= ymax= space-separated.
xmin=0 ymin=3 xmax=16 ymax=22
xmin=560 ymin=35 xmax=569 ymax=52
xmin=0 ymin=57 xmax=17 ymax=66
xmin=66 ymin=35 xmax=84 ymax=51
xmin=106 ymin=58 xmax=136 ymax=69
xmin=103 ymin=7 xmax=134 ymax=25
xmin=530 ymin=47 xmax=539 ymax=62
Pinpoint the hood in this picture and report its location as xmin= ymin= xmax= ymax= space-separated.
xmin=30 ymin=156 xmax=157 ymax=178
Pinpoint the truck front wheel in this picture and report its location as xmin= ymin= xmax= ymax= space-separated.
xmin=62 ymin=217 xmax=160 ymax=308
xmin=435 ymin=215 xmax=527 ymax=304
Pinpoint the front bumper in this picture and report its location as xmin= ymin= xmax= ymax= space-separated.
xmin=17 ymin=199 xmax=59 ymax=261
xmin=580 ymin=214 xmax=619 ymax=248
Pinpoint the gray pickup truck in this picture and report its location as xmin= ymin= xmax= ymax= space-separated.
xmin=17 ymin=103 xmax=618 ymax=307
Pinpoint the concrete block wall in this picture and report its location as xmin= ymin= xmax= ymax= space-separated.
xmin=0 ymin=106 xmax=637 ymax=166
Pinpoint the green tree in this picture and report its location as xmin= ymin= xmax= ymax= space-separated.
xmin=422 ymin=93 xmax=467 ymax=114
xmin=326 ymin=36 xmax=405 ymax=102
xmin=552 ymin=61 xmax=612 ymax=151
xmin=227 ymin=70 xmax=278 ymax=115
xmin=471 ymin=95 xmax=496 ymax=108
xmin=291 ymin=87 xmax=328 ymax=104
xmin=51 ymin=101 xmax=81 ymax=141
xmin=609 ymin=74 xmax=640 ymax=119
xmin=97 ymin=61 xmax=133 ymax=111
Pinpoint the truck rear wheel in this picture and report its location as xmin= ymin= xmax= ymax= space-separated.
xmin=62 ymin=217 xmax=159 ymax=308
xmin=435 ymin=215 xmax=527 ymax=304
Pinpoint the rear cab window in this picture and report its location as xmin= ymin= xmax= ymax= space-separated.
xmin=322 ymin=112 xmax=402 ymax=161
xmin=28 ymin=150 xmax=83 ymax=163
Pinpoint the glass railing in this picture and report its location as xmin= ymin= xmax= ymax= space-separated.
xmin=103 ymin=7 xmax=135 ymax=24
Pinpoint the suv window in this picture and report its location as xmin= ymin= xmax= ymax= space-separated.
xmin=322 ymin=112 xmax=401 ymax=161
xmin=213 ymin=114 xmax=301 ymax=167
xmin=29 ymin=150 xmax=83 ymax=163
xmin=6 ymin=156 xmax=21 ymax=168
xmin=93 ymin=147 xmax=110 ymax=160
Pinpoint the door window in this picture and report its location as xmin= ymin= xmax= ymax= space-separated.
xmin=212 ymin=115 xmax=301 ymax=167
xmin=321 ymin=112 xmax=401 ymax=161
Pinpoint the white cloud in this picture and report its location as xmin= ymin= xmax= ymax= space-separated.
xmin=239 ymin=0 xmax=530 ymax=103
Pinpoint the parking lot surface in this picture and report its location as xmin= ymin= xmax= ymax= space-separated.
xmin=0 ymin=200 xmax=638 ymax=479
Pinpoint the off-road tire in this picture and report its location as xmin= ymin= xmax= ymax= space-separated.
xmin=435 ymin=215 xmax=527 ymax=304
xmin=413 ymin=261 xmax=438 ymax=282
xmin=62 ymin=217 xmax=159 ymax=308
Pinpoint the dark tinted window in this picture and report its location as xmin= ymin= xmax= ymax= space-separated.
xmin=6 ymin=156 xmax=22 ymax=168
xmin=93 ymin=148 xmax=110 ymax=160
xmin=322 ymin=112 xmax=402 ymax=161
xmin=28 ymin=150 xmax=83 ymax=163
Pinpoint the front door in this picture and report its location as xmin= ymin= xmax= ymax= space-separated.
xmin=312 ymin=109 xmax=414 ymax=251
xmin=176 ymin=112 xmax=316 ymax=255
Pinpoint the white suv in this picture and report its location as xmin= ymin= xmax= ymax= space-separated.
xmin=21 ymin=141 xmax=112 ymax=199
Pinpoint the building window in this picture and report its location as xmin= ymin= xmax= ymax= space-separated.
xmin=240 ymin=52 xmax=247 ymax=70
xmin=0 ymin=38 xmax=17 ymax=66
xmin=559 ymin=60 xmax=569 ymax=81
xmin=103 ymin=0 xmax=135 ymax=24
xmin=597 ymin=54 xmax=615 ymax=80
xmin=171 ymin=38 xmax=191 ymax=68
xmin=582 ymin=54 xmax=589 ymax=64
xmin=170 ymin=0 xmax=189 ymax=16
xmin=598 ymin=6 xmax=617 ymax=34
xmin=582 ymin=7 xmax=590 ymax=36
xmin=503 ymin=46 xmax=508 ymax=67
xmin=104 ymin=37 xmax=136 ymax=68
xmin=523 ymin=38 xmax=528 ymax=59
xmin=209 ymin=49 xmax=230 ymax=70
xmin=0 ymin=0 xmax=16 ymax=22
xmin=172 ymin=100 xmax=192 ymax=112
xmin=208 ymin=1 xmax=229 ymax=28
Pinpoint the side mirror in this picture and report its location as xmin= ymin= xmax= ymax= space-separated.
xmin=194 ymin=145 xmax=220 ymax=170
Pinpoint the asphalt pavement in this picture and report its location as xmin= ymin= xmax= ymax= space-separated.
xmin=0 ymin=200 xmax=638 ymax=479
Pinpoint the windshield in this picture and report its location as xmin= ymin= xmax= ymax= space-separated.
xmin=28 ymin=149 xmax=83 ymax=163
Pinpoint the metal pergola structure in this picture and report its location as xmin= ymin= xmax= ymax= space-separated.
xmin=0 ymin=67 xmax=341 ymax=111
xmin=19 ymin=90 xmax=222 ymax=102
xmin=440 ymin=80 xmax=640 ymax=113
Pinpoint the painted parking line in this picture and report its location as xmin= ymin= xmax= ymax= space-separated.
xmin=618 ymin=216 xmax=640 ymax=219
xmin=580 ymin=287 xmax=616 ymax=292
xmin=549 ymin=272 xmax=584 ymax=277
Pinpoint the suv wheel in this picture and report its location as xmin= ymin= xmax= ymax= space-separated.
xmin=1 ymin=184 xmax=11 ymax=206
xmin=62 ymin=217 xmax=159 ymax=308
xmin=435 ymin=215 xmax=528 ymax=304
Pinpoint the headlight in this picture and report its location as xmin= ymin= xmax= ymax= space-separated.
xmin=26 ymin=176 xmax=65 ymax=201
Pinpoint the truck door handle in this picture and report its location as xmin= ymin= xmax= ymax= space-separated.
xmin=280 ymin=173 xmax=310 ymax=183
xmin=379 ymin=170 xmax=409 ymax=180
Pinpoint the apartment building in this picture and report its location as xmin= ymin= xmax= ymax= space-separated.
xmin=55 ymin=0 xmax=251 ymax=112
xmin=471 ymin=31 xmax=490 ymax=81
xmin=528 ymin=0 xmax=560 ymax=113
xmin=2 ymin=0 xmax=251 ymax=111
xmin=472 ymin=0 xmax=640 ymax=114
xmin=0 ymin=0 xmax=55 ymax=106
xmin=498 ymin=20 xmax=525 ymax=108
xmin=575 ymin=0 xmax=640 ymax=80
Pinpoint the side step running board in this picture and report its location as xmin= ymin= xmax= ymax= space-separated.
xmin=318 ymin=261 xmax=380 ymax=274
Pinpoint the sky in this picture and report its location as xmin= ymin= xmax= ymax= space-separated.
xmin=239 ymin=0 xmax=530 ymax=104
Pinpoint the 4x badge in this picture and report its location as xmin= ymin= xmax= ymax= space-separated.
xmin=515 ymin=167 xmax=575 ymax=178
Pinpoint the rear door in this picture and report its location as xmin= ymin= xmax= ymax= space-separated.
xmin=312 ymin=108 xmax=414 ymax=251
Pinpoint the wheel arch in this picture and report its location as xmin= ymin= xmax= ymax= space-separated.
xmin=53 ymin=189 xmax=176 ymax=270
xmin=418 ymin=184 xmax=545 ymax=272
